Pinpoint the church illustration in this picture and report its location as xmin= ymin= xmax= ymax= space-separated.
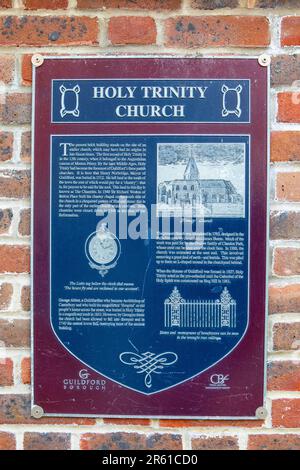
xmin=157 ymin=145 xmax=244 ymax=217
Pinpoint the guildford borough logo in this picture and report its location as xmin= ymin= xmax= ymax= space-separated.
xmin=63 ymin=369 xmax=106 ymax=392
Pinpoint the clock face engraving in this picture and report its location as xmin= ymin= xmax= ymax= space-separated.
xmin=89 ymin=234 xmax=118 ymax=265
xmin=85 ymin=224 xmax=121 ymax=276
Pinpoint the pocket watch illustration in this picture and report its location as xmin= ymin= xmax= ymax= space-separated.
xmin=85 ymin=223 xmax=121 ymax=277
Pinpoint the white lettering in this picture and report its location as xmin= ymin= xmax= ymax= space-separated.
xmin=115 ymin=104 xmax=185 ymax=118
xmin=93 ymin=86 xmax=137 ymax=99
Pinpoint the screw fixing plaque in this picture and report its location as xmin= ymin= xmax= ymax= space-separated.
xmin=255 ymin=406 xmax=268 ymax=419
xmin=31 ymin=54 xmax=44 ymax=67
xmin=31 ymin=405 xmax=44 ymax=419
xmin=258 ymin=54 xmax=271 ymax=67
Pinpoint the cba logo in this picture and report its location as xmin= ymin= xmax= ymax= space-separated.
xmin=206 ymin=373 xmax=230 ymax=390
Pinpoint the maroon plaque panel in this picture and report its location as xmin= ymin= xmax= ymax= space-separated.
xmin=32 ymin=57 xmax=268 ymax=418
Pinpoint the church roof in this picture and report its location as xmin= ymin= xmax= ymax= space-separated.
xmin=159 ymin=178 xmax=239 ymax=195
xmin=199 ymin=179 xmax=237 ymax=193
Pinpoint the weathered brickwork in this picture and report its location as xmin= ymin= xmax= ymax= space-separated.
xmin=0 ymin=0 xmax=299 ymax=451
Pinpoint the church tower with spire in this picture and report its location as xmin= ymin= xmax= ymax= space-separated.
xmin=184 ymin=146 xmax=199 ymax=181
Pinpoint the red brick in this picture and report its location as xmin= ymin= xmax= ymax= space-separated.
xmin=270 ymin=211 xmax=300 ymax=240
xmin=0 ymin=56 xmax=14 ymax=84
xmin=271 ymin=132 xmax=300 ymax=162
xmin=21 ymin=55 xmax=32 ymax=87
xmin=24 ymin=0 xmax=68 ymax=9
xmin=273 ymin=323 xmax=300 ymax=351
xmin=268 ymin=361 xmax=300 ymax=391
xmin=0 ymin=93 xmax=31 ymax=125
xmin=278 ymin=92 xmax=300 ymax=123
xmin=80 ymin=432 xmax=182 ymax=450
xmin=0 ymin=209 xmax=13 ymax=234
xmin=21 ymin=285 xmax=30 ymax=312
xmin=159 ymin=419 xmax=263 ymax=428
xmin=272 ymin=399 xmax=300 ymax=428
xmin=248 ymin=434 xmax=300 ymax=450
xmin=0 ymin=283 xmax=13 ymax=310
xmin=104 ymin=418 xmax=150 ymax=426
xmin=281 ymin=17 xmax=300 ymax=46
xmin=21 ymin=357 xmax=30 ymax=384
xmin=0 ymin=358 xmax=13 ymax=386
xmin=0 ymin=132 xmax=13 ymax=163
xmin=273 ymin=248 xmax=300 ymax=276
xmin=20 ymin=131 xmax=31 ymax=162
xmin=108 ymin=17 xmax=156 ymax=45
xmin=0 ymin=245 xmax=30 ymax=273
xmin=0 ymin=432 xmax=16 ymax=450
xmin=0 ymin=1 xmax=12 ymax=8
xmin=0 ymin=170 xmax=30 ymax=199
xmin=0 ymin=394 xmax=95 ymax=425
xmin=18 ymin=209 xmax=30 ymax=236
xmin=0 ymin=16 xmax=99 ymax=46
xmin=251 ymin=0 xmax=300 ymax=6
xmin=271 ymin=55 xmax=300 ymax=87
xmin=191 ymin=436 xmax=239 ymax=450
xmin=269 ymin=284 xmax=300 ymax=314
xmin=77 ymin=0 xmax=181 ymax=9
xmin=193 ymin=0 xmax=239 ymax=8
xmin=24 ymin=432 xmax=71 ymax=450
xmin=0 ymin=319 xmax=30 ymax=348
xmin=164 ymin=16 xmax=270 ymax=48
xmin=276 ymin=173 xmax=300 ymax=202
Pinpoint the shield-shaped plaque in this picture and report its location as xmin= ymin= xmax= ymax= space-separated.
xmin=50 ymin=134 xmax=249 ymax=396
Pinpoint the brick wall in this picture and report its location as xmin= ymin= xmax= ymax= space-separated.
xmin=0 ymin=0 xmax=299 ymax=451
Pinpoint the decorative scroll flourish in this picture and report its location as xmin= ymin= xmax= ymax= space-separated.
xmin=59 ymin=84 xmax=80 ymax=118
xmin=119 ymin=351 xmax=178 ymax=389
xmin=221 ymin=84 xmax=242 ymax=118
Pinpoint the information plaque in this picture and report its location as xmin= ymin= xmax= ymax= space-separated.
xmin=32 ymin=57 xmax=269 ymax=419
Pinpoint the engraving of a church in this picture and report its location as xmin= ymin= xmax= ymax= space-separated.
xmin=157 ymin=143 xmax=245 ymax=218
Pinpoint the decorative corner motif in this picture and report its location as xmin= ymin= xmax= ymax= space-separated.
xmin=221 ymin=84 xmax=243 ymax=118
xmin=31 ymin=405 xmax=44 ymax=419
xmin=258 ymin=54 xmax=271 ymax=67
xmin=119 ymin=351 xmax=178 ymax=389
xmin=59 ymin=84 xmax=80 ymax=118
xmin=31 ymin=54 xmax=44 ymax=67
